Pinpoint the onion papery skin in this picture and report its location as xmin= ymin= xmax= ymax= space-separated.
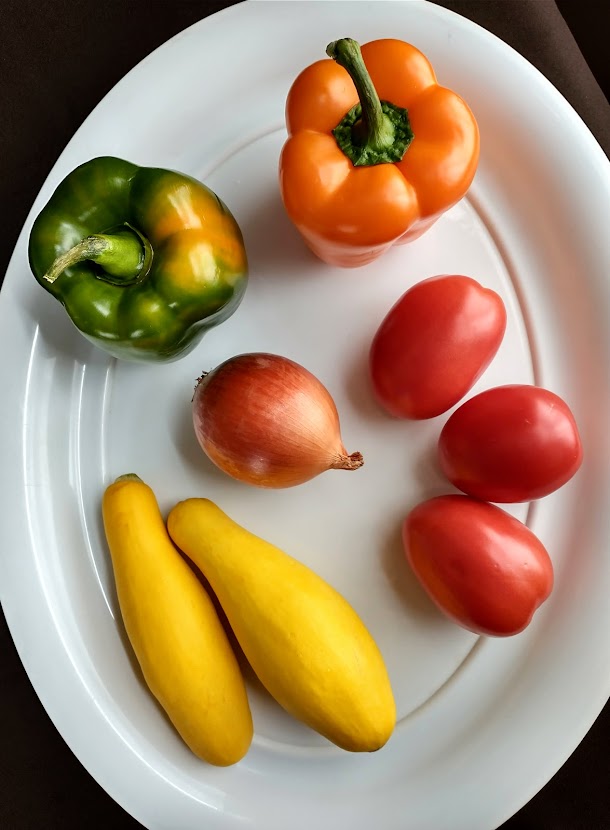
xmin=192 ymin=353 xmax=363 ymax=488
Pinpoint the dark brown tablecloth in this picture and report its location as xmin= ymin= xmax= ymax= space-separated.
xmin=1 ymin=2 xmax=608 ymax=828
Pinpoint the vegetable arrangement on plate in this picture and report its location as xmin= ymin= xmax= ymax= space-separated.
xmin=29 ymin=37 xmax=582 ymax=765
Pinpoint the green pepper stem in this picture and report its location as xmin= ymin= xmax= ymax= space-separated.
xmin=326 ymin=38 xmax=393 ymax=152
xmin=42 ymin=226 xmax=150 ymax=286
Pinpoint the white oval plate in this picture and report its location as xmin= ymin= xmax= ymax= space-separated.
xmin=1 ymin=2 xmax=609 ymax=828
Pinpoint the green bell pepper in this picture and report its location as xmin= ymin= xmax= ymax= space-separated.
xmin=28 ymin=156 xmax=248 ymax=362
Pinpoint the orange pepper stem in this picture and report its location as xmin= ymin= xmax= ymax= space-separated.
xmin=326 ymin=38 xmax=414 ymax=167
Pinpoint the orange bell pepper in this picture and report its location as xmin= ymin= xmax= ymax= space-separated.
xmin=279 ymin=38 xmax=480 ymax=268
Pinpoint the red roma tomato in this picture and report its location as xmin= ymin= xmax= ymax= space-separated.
xmin=438 ymin=385 xmax=583 ymax=502
xmin=403 ymin=495 xmax=554 ymax=636
xmin=369 ymin=275 xmax=506 ymax=419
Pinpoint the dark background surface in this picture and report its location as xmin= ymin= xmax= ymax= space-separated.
xmin=1 ymin=1 xmax=609 ymax=828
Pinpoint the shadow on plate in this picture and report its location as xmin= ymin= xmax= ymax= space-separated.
xmin=170 ymin=391 xmax=251 ymax=490
xmin=380 ymin=514 xmax=444 ymax=626
xmin=239 ymin=186 xmax=332 ymax=281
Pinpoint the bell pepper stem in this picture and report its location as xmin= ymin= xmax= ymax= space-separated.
xmin=326 ymin=38 xmax=414 ymax=167
xmin=326 ymin=38 xmax=391 ymax=151
xmin=42 ymin=226 xmax=150 ymax=286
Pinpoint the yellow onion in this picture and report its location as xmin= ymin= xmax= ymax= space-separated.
xmin=192 ymin=353 xmax=364 ymax=488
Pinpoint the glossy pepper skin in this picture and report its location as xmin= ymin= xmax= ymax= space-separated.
xmin=279 ymin=39 xmax=480 ymax=267
xmin=28 ymin=157 xmax=248 ymax=362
